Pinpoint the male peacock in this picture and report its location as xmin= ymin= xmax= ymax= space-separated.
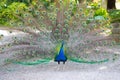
xmin=54 ymin=41 xmax=67 ymax=64
xmin=0 ymin=0 xmax=120 ymax=65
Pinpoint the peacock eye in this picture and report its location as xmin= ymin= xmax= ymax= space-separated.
xmin=51 ymin=16 xmax=56 ymax=21
xmin=55 ymin=8 xmax=59 ymax=12
xmin=30 ymin=35 xmax=33 ymax=39
xmin=81 ymin=13 xmax=85 ymax=17
xmin=98 ymin=4 xmax=100 ymax=8
xmin=14 ymin=37 xmax=17 ymax=39
xmin=57 ymin=24 xmax=61 ymax=28
xmin=35 ymin=10 xmax=40 ymax=15
xmin=69 ymin=4 xmax=73 ymax=9
xmin=16 ymin=10 xmax=19 ymax=12
xmin=75 ymin=14 xmax=79 ymax=18
xmin=10 ymin=21 xmax=15 ymax=26
xmin=28 ymin=19 xmax=33 ymax=23
xmin=18 ymin=22 xmax=23 ymax=26
xmin=68 ymin=9 xmax=72 ymax=13
xmin=48 ymin=26 xmax=52 ymax=30
xmin=18 ymin=23 xmax=22 ymax=26
xmin=24 ymin=13 xmax=28 ymax=17
xmin=49 ymin=5 xmax=54 ymax=10
xmin=55 ymin=29 xmax=59 ymax=33
xmin=72 ymin=21 xmax=77 ymax=26
xmin=82 ymin=22 xmax=87 ymax=27
xmin=70 ymin=2 xmax=73 ymax=5
xmin=87 ymin=40 xmax=91 ymax=43
xmin=104 ymin=41 xmax=108 ymax=45
xmin=67 ymin=15 xmax=71 ymax=19
xmin=59 ymin=0 xmax=63 ymax=4
xmin=64 ymin=11 xmax=68 ymax=15
xmin=41 ymin=11 xmax=46 ymax=15
xmin=106 ymin=17 xmax=109 ymax=20
xmin=90 ymin=10 xmax=94 ymax=14
xmin=54 ymin=17 xmax=57 ymax=20
xmin=1 ymin=47 xmax=4 ymax=50
xmin=40 ymin=16 xmax=44 ymax=20
xmin=112 ymin=41 xmax=116 ymax=45
xmin=7 ymin=43 xmax=12 ymax=47
xmin=86 ymin=2 xmax=89 ymax=6
xmin=79 ymin=8 xmax=83 ymax=11
xmin=32 ymin=26 xmax=36 ymax=30
xmin=52 ymin=21 xmax=56 ymax=25
xmin=62 ymin=28 xmax=67 ymax=32
xmin=10 ymin=22 xmax=13 ymax=25
xmin=64 ymin=24 xmax=69 ymax=28
xmin=41 ymin=24 xmax=46 ymax=27
xmin=64 ymin=19 xmax=69 ymax=24
xmin=109 ymin=25 xmax=113 ymax=28
xmin=28 ymin=7 xmax=33 ymax=11
xmin=88 ymin=16 xmax=92 ymax=19
xmin=78 ymin=29 xmax=82 ymax=33
xmin=38 ymin=5 xmax=43 ymax=9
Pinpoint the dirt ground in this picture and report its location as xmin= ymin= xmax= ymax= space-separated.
xmin=0 ymin=30 xmax=120 ymax=80
xmin=0 ymin=60 xmax=120 ymax=80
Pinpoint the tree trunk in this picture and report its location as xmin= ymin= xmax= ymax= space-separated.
xmin=107 ymin=0 xmax=116 ymax=10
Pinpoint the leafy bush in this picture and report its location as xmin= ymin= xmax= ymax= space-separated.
xmin=6 ymin=0 xmax=32 ymax=5
xmin=91 ymin=2 xmax=108 ymax=18
xmin=91 ymin=2 xmax=100 ymax=9
xmin=94 ymin=8 xmax=108 ymax=18
xmin=0 ymin=1 xmax=7 ymax=25
xmin=109 ymin=10 xmax=120 ymax=22
xmin=0 ymin=2 xmax=27 ymax=26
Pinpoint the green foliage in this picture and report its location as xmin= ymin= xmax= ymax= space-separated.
xmin=109 ymin=10 xmax=120 ymax=22
xmin=6 ymin=0 xmax=32 ymax=5
xmin=94 ymin=8 xmax=108 ymax=18
xmin=7 ymin=2 xmax=26 ymax=13
xmin=40 ymin=0 xmax=52 ymax=8
xmin=91 ymin=2 xmax=100 ymax=9
xmin=0 ymin=2 xmax=27 ymax=26
xmin=91 ymin=2 xmax=108 ymax=18
xmin=0 ymin=1 xmax=7 ymax=24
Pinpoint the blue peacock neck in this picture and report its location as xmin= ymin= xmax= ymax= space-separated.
xmin=54 ymin=41 xmax=67 ymax=64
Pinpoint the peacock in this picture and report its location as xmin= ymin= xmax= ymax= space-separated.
xmin=0 ymin=0 xmax=120 ymax=66
xmin=54 ymin=41 xmax=67 ymax=64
